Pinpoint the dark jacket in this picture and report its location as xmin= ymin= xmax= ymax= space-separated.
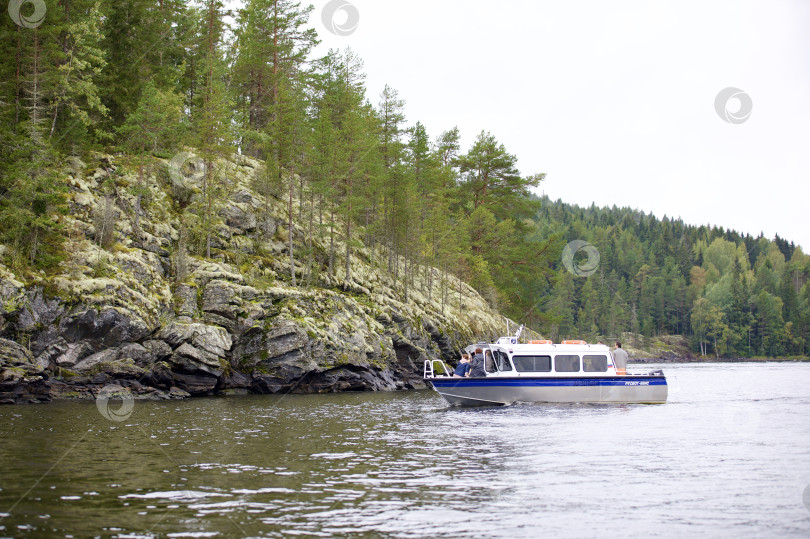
xmin=469 ymin=353 xmax=486 ymax=377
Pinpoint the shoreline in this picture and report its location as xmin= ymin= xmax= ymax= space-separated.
xmin=3 ymin=357 xmax=809 ymax=407
xmin=631 ymin=357 xmax=810 ymax=364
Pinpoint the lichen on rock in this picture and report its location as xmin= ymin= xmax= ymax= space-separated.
xmin=0 ymin=152 xmax=509 ymax=404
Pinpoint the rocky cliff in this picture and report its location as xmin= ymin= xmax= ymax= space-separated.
xmin=0 ymin=152 xmax=508 ymax=404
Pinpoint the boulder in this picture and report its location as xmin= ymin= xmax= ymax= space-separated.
xmin=0 ymin=338 xmax=50 ymax=403
xmin=51 ymin=341 xmax=94 ymax=369
xmin=201 ymin=280 xmax=259 ymax=322
xmin=140 ymin=361 xmax=174 ymax=390
xmin=251 ymin=374 xmax=287 ymax=394
xmin=172 ymin=372 xmax=218 ymax=395
xmin=118 ymin=343 xmax=152 ymax=365
xmin=221 ymin=202 xmax=257 ymax=233
xmin=301 ymin=366 xmax=398 ymax=393
xmin=143 ymin=340 xmax=172 ymax=363
xmin=157 ymin=321 xmax=232 ymax=360
xmin=60 ymin=308 xmax=150 ymax=349
xmin=14 ymin=288 xmax=64 ymax=333
xmin=219 ymin=370 xmax=252 ymax=391
xmin=0 ymin=338 xmax=33 ymax=367
xmin=73 ymin=349 xmax=119 ymax=372
xmin=31 ymin=327 xmax=64 ymax=361
xmin=169 ymin=386 xmax=191 ymax=399
xmin=91 ymin=359 xmax=147 ymax=379
xmin=174 ymin=284 xmax=198 ymax=318
xmin=168 ymin=343 xmax=224 ymax=376
xmin=231 ymin=189 xmax=255 ymax=204
xmin=202 ymin=280 xmax=238 ymax=319
xmin=263 ymin=320 xmax=311 ymax=363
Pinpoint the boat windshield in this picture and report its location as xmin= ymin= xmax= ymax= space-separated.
xmin=494 ymin=350 xmax=512 ymax=371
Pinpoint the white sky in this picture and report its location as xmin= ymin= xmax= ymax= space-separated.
xmin=304 ymin=0 xmax=810 ymax=251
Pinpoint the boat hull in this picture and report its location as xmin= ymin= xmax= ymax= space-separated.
xmin=426 ymin=376 xmax=668 ymax=406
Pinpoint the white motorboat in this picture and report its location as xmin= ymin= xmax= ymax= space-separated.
xmin=424 ymin=327 xmax=667 ymax=406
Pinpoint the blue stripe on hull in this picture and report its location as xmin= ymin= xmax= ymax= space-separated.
xmin=428 ymin=377 xmax=667 ymax=388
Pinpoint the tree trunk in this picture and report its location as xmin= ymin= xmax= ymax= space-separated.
xmin=385 ymin=197 xmax=392 ymax=274
xmin=403 ymin=241 xmax=409 ymax=302
xmin=15 ymin=25 xmax=21 ymax=125
xmin=441 ymin=261 xmax=447 ymax=315
xmin=49 ymin=103 xmax=59 ymax=139
xmin=29 ymin=227 xmax=39 ymax=265
xmin=134 ymin=194 xmax=141 ymax=238
xmin=299 ymin=168 xmax=304 ymax=223
xmin=344 ymin=175 xmax=353 ymax=285
xmin=289 ymin=162 xmax=296 ymax=286
xmin=205 ymin=160 xmax=212 ymax=259
xmin=328 ymin=209 xmax=335 ymax=279
xmin=134 ymin=159 xmax=144 ymax=238
xmin=306 ymin=187 xmax=314 ymax=284
xmin=272 ymin=0 xmax=279 ymax=106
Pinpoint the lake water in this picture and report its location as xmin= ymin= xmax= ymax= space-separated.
xmin=2 ymin=362 xmax=810 ymax=538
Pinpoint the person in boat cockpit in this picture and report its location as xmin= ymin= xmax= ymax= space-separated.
xmin=484 ymin=350 xmax=495 ymax=372
xmin=469 ymin=349 xmax=486 ymax=377
xmin=453 ymin=354 xmax=471 ymax=377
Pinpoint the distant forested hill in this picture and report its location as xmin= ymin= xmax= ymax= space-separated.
xmin=528 ymin=196 xmax=808 ymax=358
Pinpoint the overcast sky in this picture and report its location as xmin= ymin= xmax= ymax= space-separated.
xmin=306 ymin=0 xmax=810 ymax=251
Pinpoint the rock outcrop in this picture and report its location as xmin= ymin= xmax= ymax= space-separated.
xmin=0 ymin=152 xmax=507 ymax=404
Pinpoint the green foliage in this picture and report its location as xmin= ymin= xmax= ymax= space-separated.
xmin=117 ymin=81 xmax=184 ymax=155
xmin=534 ymin=197 xmax=809 ymax=358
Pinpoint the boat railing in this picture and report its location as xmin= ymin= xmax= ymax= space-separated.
xmin=424 ymin=359 xmax=452 ymax=378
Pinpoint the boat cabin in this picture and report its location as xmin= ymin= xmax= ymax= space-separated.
xmin=463 ymin=341 xmax=620 ymax=377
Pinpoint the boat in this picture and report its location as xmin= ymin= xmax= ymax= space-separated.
xmin=423 ymin=326 xmax=667 ymax=406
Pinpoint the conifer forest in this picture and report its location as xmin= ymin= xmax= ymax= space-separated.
xmin=2 ymin=0 xmax=807 ymax=359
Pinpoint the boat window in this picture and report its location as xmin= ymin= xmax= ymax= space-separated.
xmin=583 ymin=354 xmax=608 ymax=372
xmin=495 ymin=350 xmax=512 ymax=371
xmin=554 ymin=354 xmax=580 ymax=372
xmin=512 ymin=355 xmax=551 ymax=372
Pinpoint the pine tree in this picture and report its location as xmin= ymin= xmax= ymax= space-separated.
xmin=457 ymin=130 xmax=544 ymax=218
xmin=47 ymin=0 xmax=108 ymax=148
xmin=117 ymin=81 xmax=183 ymax=239
xmin=100 ymin=0 xmax=189 ymax=129
xmin=193 ymin=0 xmax=232 ymax=259
xmin=377 ymin=84 xmax=406 ymax=275
xmin=232 ymin=0 xmax=318 ymax=158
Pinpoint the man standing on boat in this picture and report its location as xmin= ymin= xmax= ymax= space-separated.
xmin=612 ymin=342 xmax=628 ymax=375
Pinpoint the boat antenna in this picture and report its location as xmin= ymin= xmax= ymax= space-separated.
xmin=514 ymin=324 xmax=524 ymax=342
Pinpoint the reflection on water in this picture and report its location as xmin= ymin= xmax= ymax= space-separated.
xmin=2 ymin=363 xmax=810 ymax=537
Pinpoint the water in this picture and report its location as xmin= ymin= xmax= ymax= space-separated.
xmin=1 ymin=362 xmax=810 ymax=538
